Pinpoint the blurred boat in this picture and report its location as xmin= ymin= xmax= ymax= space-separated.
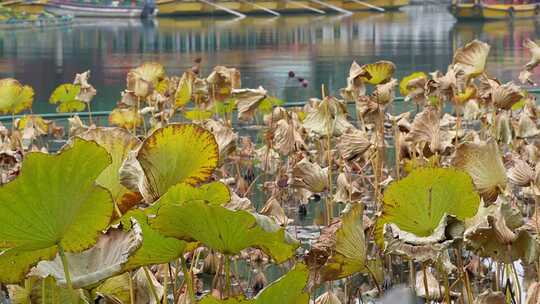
xmin=44 ymin=0 xmax=157 ymax=18
xmin=156 ymin=0 xmax=409 ymax=16
xmin=0 ymin=0 xmax=48 ymax=14
xmin=449 ymin=1 xmax=540 ymax=20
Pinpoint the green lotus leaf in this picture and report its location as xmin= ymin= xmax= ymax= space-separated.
xmin=92 ymin=272 xmax=132 ymax=304
xmin=31 ymin=220 xmax=143 ymax=289
xmin=0 ymin=247 xmax=56 ymax=284
xmin=78 ymin=127 xmax=142 ymax=213
xmin=0 ymin=78 xmax=34 ymax=114
xmin=375 ymin=168 xmax=480 ymax=245
xmin=130 ymin=123 xmax=219 ymax=202
xmin=199 ymin=263 xmax=309 ymax=304
xmin=306 ymin=203 xmax=366 ymax=282
xmin=150 ymin=192 xmax=298 ymax=263
xmin=120 ymin=208 xmax=196 ymax=270
xmin=399 ymin=72 xmax=427 ymax=96
xmin=49 ymin=84 xmax=86 ymax=113
xmin=0 ymin=139 xmax=113 ymax=282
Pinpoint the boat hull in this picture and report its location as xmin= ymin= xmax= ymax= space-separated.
xmin=156 ymin=0 xmax=408 ymax=16
xmin=44 ymin=2 xmax=155 ymax=18
xmin=449 ymin=3 xmax=540 ymax=20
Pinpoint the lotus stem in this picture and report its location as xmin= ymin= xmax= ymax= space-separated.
xmin=41 ymin=278 xmax=46 ymax=304
xmin=57 ymin=244 xmax=74 ymax=303
xmin=143 ymin=266 xmax=161 ymax=304
xmin=168 ymin=263 xmax=178 ymax=304
xmin=180 ymin=256 xmax=195 ymax=302
xmin=128 ymin=271 xmax=135 ymax=304
xmin=409 ymin=260 xmax=415 ymax=292
xmin=422 ymin=262 xmax=429 ymax=302
xmin=364 ymin=263 xmax=382 ymax=296
xmin=393 ymin=120 xmax=400 ymax=180
xmin=225 ymin=255 xmax=231 ymax=298
xmin=87 ymin=102 xmax=93 ymax=126
xmin=511 ymin=262 xmax=521 ymax=304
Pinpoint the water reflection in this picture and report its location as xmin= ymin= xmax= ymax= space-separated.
xmin=0 ymin=5 xmax=537 ymax=113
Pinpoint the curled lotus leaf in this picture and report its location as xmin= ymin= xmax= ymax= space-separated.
xmin=523 ymin=39 xmax=540 ymax=71
xmin=464 ymin=199 xmax=539 ymax=263
xmin=199 ymin=263 xmax=309 ymax=304
xmin=360 ymin=61 xmax=396 ymax=85
xmin=273 ymin=115 xmax=306 ymax=156
xmin=315 ymin=291 xmax=342 ymax=304
xmin=49 ymin=84 xmax=86 ymax=113
xmin=93 ymin=270 xmax=163 ymax=304
xmin=150 ymin=183 xmax=297 ymax=263
xmin=233 ymin=86 xmax=268 ymax=121
xmin=415 ymin=268 xmax=453 ymax=300
xmin=405 ymin=107 xmax=452 ymax=155
xmin=260 ymin=196 xmax=291 ymax=227
xmin=306 ymin=203 xmax=366 ymax=283
xmin=474 ymin=289 xmax=505 ymax=304
xmin=175 ymin=71 xmax=195 ymax=107
xmin=303 ymin=97 xmax=354 ymax=137
xmin=108 ymin=107 xmax=143 ymax=130
xmin=202 ymin=119 xmax=237 ymax=162
xmin=516 ymin=111 xmax=540 ymax=138
xmin=340 ymin=61 xmax=370 ymax=101
xmin=453 ymin=140 xmax=507 ymax=203
xmin=399 ymin=71 xmax=427 ymax=97
xmin=494 ymin=111 xmax=512 ymax=145
xmin=452 ymin=40 xmax=490 ymax=79
xmin=31 ymin=221 xmax=143 ymax=288
xmin=334 ymin=171 xmax=362 ymax=204
xmin=507 ymin=157 xmax=536 ymax=187
xmin=375 ymin=168 xmax=480 ymax=247
xmin=207 ymin=66 xmax=241 ymax=102
xmin=0 ymin=78 xmax=34 ymax=115
xmin=373 ymin=78 xmax=398 ymax=105
xmin=0 ymin=139 xmax=113 ymax=283
xmin=127 ymin=62 xmax=166 ymax=98
xmin=492 ymin=82 xmax=523 ymax=110
xmin=120 ymin=123 xmax=219 ymax=203
xmin=290 ymin=158 xmax=329 ymax=194
xmin=73 ymin=70 xmax=96 ymax=103
xmin=526 ymin=282 xmax=540 ymax=304
xmin=77 ymin=127 xmax=142 ymax=212
xmin=336 ymin=129 xmax=371 ymax=161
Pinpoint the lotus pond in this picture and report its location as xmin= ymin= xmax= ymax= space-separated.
xmin=2 ymin=37 xmax=540 ymax=304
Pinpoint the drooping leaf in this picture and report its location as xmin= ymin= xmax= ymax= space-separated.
xmin=360 ymin=61 xmax=396 ymax=85
xmin=199 ymin=263 xmax=309 ymax=304
xmin=452 ymin=40 xmax=490 ymax=79
xmin=78 ymin=127 xmax=141 ymax=211
xmin=399 ymin=72 xmax=427 ymax=96
xmin=109 ymin=107 xmax=143 ymax=130
xmin=0 ymin=139 xmax=113 ymax=283
xmin=0 ymin=78 xmax=34 ymax=114
xmin=49 ymin=84 xmax=86 ymax=113
xmin=31 ymin=222 xmax=143 ymax=288
xmin=150 ymin=184 xmax=297 ymax=263
xmin=306 ymin=203 xmax=366 ymax=283
xmin=175 ymin=71 xmax=194 ymax=107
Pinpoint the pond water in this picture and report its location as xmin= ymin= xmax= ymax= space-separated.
xmin=1 ymin=4 xmax=539 ymax=113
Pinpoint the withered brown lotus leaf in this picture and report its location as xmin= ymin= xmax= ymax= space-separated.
xmin=203 ymin=119 xmax=238 ymax=162
xmin=73 ymin=70 xmax=96 ymax=104
xmin=406 ymin=107 xmax=451 ymax=155
xmin=516 ymin=111 xmax=540 ymax=138
xmin=474 ymin=289 xmax=505 ymax=304
xmin=508 ymin=157 xmax=536 ymax=187
xmin=453 ymin=140 xmax=507 ymax=203
xmin=254 ymin=146 xmax=281 ymax=175
xmin=526 ymin=282 xmax=540 ymax=304
xmin=373 ymin=78 xmax=398 ymax=105
xmin=315 ymin=291 xmax=342 ymax=304
xmin=336 ymin=129 xmax=371 ymax=161
xmin=334 ymin=171 xmax=362 ymax=204
xmin=260 ymin=196 xmax=291 ymax=226
xmin=340 ymin=61 xmax=370 ymax=101
xmin=524 ymin=39 xmax=540 ymax=71
xmin=303 ymin=96 xmax=354 ymax=137
xmin=207 ymin=66 xmax=241 ymax=102
xmin=272 ymin=116 xmax=306 ymax=155
xmin=290 ymin=158 xmax=329 ymax=193
xmin=452 ymin=40 xmax=490 ymax=79
xmin=492 ymin=82 xmax=523 ymax=110
xmin=234 ymin=86 xmax=267 ymax=121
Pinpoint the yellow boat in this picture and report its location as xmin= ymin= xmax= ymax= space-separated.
xmin=156 ymin=0 xmax=409 ymax=16
xmin=0 ymin=0 xmax=47 ymax=14
xmin=449 ymin=1 xmax=540 ymax=20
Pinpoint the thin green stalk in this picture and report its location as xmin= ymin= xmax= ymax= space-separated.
xmin=57 ymin=244 xmax=74 ymax=303
xmin=225 ymin=255 xmax=231 ymax=298
xmin=181 ymin=256 xmax=195 ymax=302
xmin=511 ymin=262 xmax=521 ymax=304
xmin=168 ymin=263 xmax=178 ymax=304
xmin=42 ymin=278 xmax=46 ymax=304
xmin=422 ymin=263 xmax=429 ymax=302
xmin=128 ymin=271 xmax=135 ymax=304
xmin=143 ymin=266 xmax=161 ymax=304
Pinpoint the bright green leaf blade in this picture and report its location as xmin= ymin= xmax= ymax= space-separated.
xmin=184 ymin=109 xmax=213 ymax=121
xmin=199 ymin=263 xmax=309 ymax=304
xmin=0 ymin=247 xmax=56 ymax=284
xmin=49 ymin=84 xmax=86 ymax=113
xmin=175 ymin=72 xmax=193 ymax=107
xmin=120 ymin=209 xmax=193 ymax=270
xmin=376 ymin=168 xmax=480 ymax=245
xmin=0 ymin=139 xmax=113 ymax=252
xmin=150 ymin=199 xmax=298 ymax=263
xmin=137 ymin=123 xmax=219 ymax=201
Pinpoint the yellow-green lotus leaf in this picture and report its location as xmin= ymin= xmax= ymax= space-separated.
xmin=0 ymin=78 xmax=34 ymax=114
xmin=150 ymin=186 xmax=297 ymax=263
xmin=16 ymin=115 xmax=49 ymax=134
xmin=77 ymin=127 xmax=141 ymax=212
xmin=375 ymin=168 xmax=480 ymax=246
xmin=175 ymin=71 xmax=194 ymax=107
xmin=399 ymin=72 xmax=427 ymax=96
xmin=184 ymin=109 xmax=213 ymax=121
xmin=133 ymin=123 xmax=219 ymax=202
xmin=0 ymin=247 xmax=57 ymax=284
xmin=360 ymin=61 xmax=396 ymax=85
xmin=199 ymin=263 xmax=309 ymax=304
xmin=120 ymin=208 xmax=196 ymax=270
xmin=49 ymin=84 xmax=86 ymax=113
xmin=306 ymin=203 xmax=366 ymax=282
xmin=8 ymin=276 xmax=89 ymax=304
xmin=0 ymin=139 xmax=113 ymax=282
xmin=109 ymin=107 xmax=143 ymax=130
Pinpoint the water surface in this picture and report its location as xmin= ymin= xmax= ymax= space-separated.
xmin=0 ymin=5 xmax=539 ymax=113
